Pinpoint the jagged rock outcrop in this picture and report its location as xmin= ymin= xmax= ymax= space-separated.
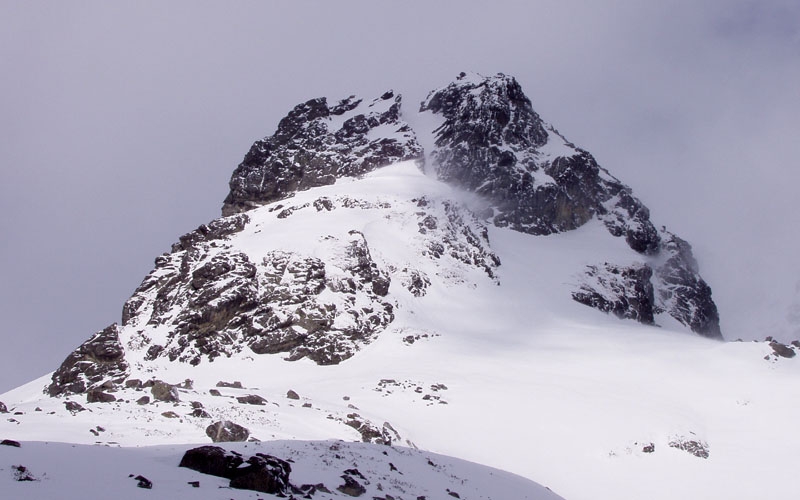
xmin=420 ymin=72 xmax=659 ymax=254
xmin=572 ymin=263 xmax=655 ymax=324
xmin=47 ymin=323 xmax=129 ymax=396
xmin=654 ymin=230 xmax=721 ymax=338
xmin=222 ymin=91 xmax=423 ymax=216
xmin=122 ymin=223 xmax=396 ymax=366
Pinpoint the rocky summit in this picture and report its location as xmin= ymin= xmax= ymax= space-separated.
xmin=47 ymin=72 xmax=720 ymax=398
xmin=222 ymin=90 xmax=423 ymax=216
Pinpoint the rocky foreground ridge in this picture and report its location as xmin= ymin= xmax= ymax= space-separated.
xmin=47 ymin=72 xmax=720 ymax=398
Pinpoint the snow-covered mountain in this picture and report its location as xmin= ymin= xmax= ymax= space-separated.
xmin=3 ymin=73 xmax=799 ymax=500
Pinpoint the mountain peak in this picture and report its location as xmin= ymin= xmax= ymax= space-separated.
xmin=221 ymin=91 xmax=423 ymax=216
xmin=44 ymin=73 xmax=722 ymax=400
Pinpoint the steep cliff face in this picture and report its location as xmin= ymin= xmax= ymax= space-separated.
xmin=420 ymin=72 xmax=660 ymax=254
xmin=222 ymin=91 xmax=423 ymax=216
xmin=47 ymin=323 xmax=129 ymax=396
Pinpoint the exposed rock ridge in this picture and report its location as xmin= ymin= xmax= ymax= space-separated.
xmin=222 ymin=91 xmax=423 ymax=216
xmin=420 ymin=72 xmax=659 ymax=254
xmin=48 ymin=323 xmax=129 ymax=396
xmin=121 ymin=222 xmax=395 ymax=367
xmin=422 ymin=72 xmax=720 ymax=338
xmin=47 ymin=190 xmax=499 ymax=396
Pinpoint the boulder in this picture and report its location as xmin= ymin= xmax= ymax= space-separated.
xmin=236 ymin=394 xmax=268 ymax=406
xmin=229 ymin=454 xmax=292 ymax=494
xmin=206 ymin=420 xmax=250 ymax=442
xmin=64 ymin=401 xmax=86 ymax=414
xmin=769 ymin=341 xmax=796 ymax=358
xmin=87 ymin=389 xmax=117 ymax=403
xmin=180 ymin=446 xmax=291 ymax=495
xmin=151 ymin=380 xmax=180 ymax=402
xmin=216 ymin=381 xmax=243 ymax=389
xmin=133 ymin=475 xmax=152 ymax=489
xmin=337 ymin=475 xmax=366 ymax=497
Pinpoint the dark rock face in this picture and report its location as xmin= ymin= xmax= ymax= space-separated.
xmin=654 ymin=231 xmax=722 ymax=339
xmin=47 ymin=323 xmax=129 ymax=396
xmin=180 ymin=446 xmax=292 ymax=495
xmin=222 ymin=91 xmax=423 ymax=216
xmin=1 ymin=439 xmax=21 ymax=447
xmin=420 ymin=72 xmax=659 ymax=254
xmin=572 ymin=263 xmax=655 ymax=324
xmin=421 ymin=73 xmax=718 ymax=337
xmin=206 ymin=420 xmax=250 ymax=442
xmin=122 ymin=219 xmax=397 ymax=365
xmin=0 ymin=401 xmax=7 ymax=413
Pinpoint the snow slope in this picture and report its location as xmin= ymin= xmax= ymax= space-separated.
xmin=2 ymin=162 xmax=799 ymax=500
xmin=0 ymin=440 xmax=560 ymax=499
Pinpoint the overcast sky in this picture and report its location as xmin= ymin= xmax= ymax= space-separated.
xmin=1 ymin=0 xmax=799 ymax=393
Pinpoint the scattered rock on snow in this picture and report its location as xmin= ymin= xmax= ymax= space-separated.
xmin=13 ymin=464 xmax=37 ymax=481
xmin=286 ymin=390 xmax=300 ymax=400
xmin=216 ymin=380 xmax=243 ymax=389
xmin=337 ymin=474 xmax=367 ymax=497
xmin=64 ymin=401 xmax=86 ymax=414
xmin=668 ymin=437 xmax=709 ymax=458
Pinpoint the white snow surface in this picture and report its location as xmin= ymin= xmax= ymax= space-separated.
xmin=2 ymin=162 xmax=800 ymax=500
